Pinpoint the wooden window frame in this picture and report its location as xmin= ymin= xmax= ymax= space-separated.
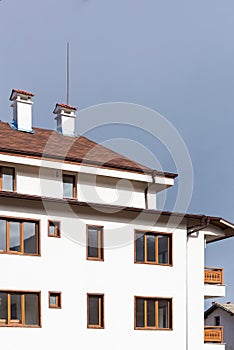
xmin=134 ymin=230 xmax=172 ymax=266
xmin=0 ymin=290 xmax=41 ymax=328
xmin=87 ymin=293 xmax=104 ymax=329
xmin=48 ymin=221 xmax=61 ymax=238
xmin=134 ymin=296 xmax=173 ymax=330
xmin=62 ymin=173 xmax=77 ymax=199
xmin=0 ymin=166 xmax=16 ymax=192
xmin=0 ymin=215 xmax=40 ymax=257
xmin=48 ymin=292 xmax=62 ymax=309
xmin=86 ymin=225 xmax=104 ymax=261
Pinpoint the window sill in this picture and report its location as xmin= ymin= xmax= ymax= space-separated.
xmin=0 ymin=251 xmax=40 ymax=257
xmin=87 ymin=325 xmax=104 ymax=329
xmin=134 ymin=261 xmax=173 ymax=267
xmin=135 ymin=327 xmax=173 ymax=331
xmin=0 ymin=324 xmax=41 ymax=328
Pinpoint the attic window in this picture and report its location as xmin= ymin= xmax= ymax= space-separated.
xmin=0 ymin=167 xmax=15 ymax=192
xmin=63 ymin=174 xmax=76 ymax=199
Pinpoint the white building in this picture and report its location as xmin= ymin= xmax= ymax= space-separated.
xmin=0 ymin=89 xmax=233 ymax=350
xmin=205 ymin=302 xmax=234 ymax=350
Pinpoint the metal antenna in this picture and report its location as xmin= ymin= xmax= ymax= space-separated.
xmin=66 ymin=42 xmax=70 ymax=105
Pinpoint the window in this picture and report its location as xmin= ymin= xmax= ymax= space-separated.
xmin=0 ymin=166 xmax=15 ymax=191
xmin=135 ymin=231 xmax=172 ymax=265
xmin=215 ymin=316 xmax=220 ymax=326
xmin=87 ymin=225 xmax=104 ymax=261
xmin=49 ymin=292 xmax=62 ymax=309
xmin=48 ymin=221 xmax=61 ymax=238
xmin=0 ymin=291 xmax=40 ymax=327
xmin=87 ymin=294 xmax=104 ymax=328
xmin=63 ymin=174 xmax=76 ymax=199
xmin=135 ymin=297 xmax=172 ymax=330
xmin=0 ymin=217 xmax=39 ymax=256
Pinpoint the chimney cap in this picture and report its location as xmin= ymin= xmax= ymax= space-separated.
xmin=53 ymin=103 xmax=77 ymax=114
xmin=9 ymin=89 xmax=34 ymax=101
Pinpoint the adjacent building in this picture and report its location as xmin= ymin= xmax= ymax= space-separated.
xmin=205 ymin=302 xmax=234 ymax=350
xmin=0 ymin=89 xmax=233 ymax=350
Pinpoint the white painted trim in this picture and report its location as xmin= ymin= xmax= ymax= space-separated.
xmin=0 ymin=153 xmax=174 ymax=186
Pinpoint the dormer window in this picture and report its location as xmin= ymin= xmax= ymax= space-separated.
xmin=62 ymin=174 xmax=76 ymax=199
xmin=0 ymin=167 xmax=15 ymax=192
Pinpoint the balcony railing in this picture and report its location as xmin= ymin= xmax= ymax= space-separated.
xmin=204 ymin=267 xmax=223 ymax=284
xmin=204 ymin=326 xmax=223 ymax=343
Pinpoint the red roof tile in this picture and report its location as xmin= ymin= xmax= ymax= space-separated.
xmin=54 ymin=103 xmax=77 ymax=111
xmin=10 ymin=89 xmax=34 ymax=100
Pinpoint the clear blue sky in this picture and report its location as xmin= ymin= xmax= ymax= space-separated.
xmin=1 ymin=0 xmax=234 ymax=306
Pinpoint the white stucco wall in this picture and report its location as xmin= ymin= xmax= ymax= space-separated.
xmin=0 ymin=201 xmax=189 ymax=350
xmin=187 ymin=231 xmax=205 ymax=350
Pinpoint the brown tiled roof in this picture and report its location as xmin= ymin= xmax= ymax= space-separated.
xmin=0 ymin=121 xmax=177 ymax=176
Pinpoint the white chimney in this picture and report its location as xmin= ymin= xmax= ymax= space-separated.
xmin=53 ymin=103 xmax=77 ymax=137
xmin=9 ymin=89 xmax=34 ymax=132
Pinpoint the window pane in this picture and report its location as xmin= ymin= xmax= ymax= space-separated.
xmin=24 ymin=222 xmax=37 ymax=254
xmin=88 ymin=295 xmax=100 ymax=325
xmin=49 ymin=223 xmax=55 ymax=235
xmin=158 ymin=300 xmax=169 ymax=328
xmin=88 ymin=228 xmax=99 ymax=258
xmin=147 ymin=299 xmax=155 ymax=327
xmin=0 ymin=219 xmax=6 ymax=251
xmin=9 ymin=221 xmax=21 ymax=252
xmin=2 ymin=167 xmax=14 ymax=191
xmin=25 ymin=294 xmax=39 ymax=325
xmin=10 ymin=294 xmax=22 ymax=323
xmin=0 ymin=292 xmax=8 ymax=324
xmin=63 ymin=175 xmax=74 ymax=198
xmin=50 ymin=295 xmax=57 ymax=306
xmin=158 ymin=235 xmax=169 ymax=264
xmin=136 ymin=298 xmax=144 ymax=327
xmin=136 ymin=233 xmax=144 ymax=262
xmin=146 ymin=234 xmax=155 ymax=262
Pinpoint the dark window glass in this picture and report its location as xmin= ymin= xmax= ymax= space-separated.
xmin=0 ymin=292 xmax=8 ymax=324
xmin=158 ymin=300 xmax=169 ymax=328
xmin=2 ymin=167 xmax=14 ymax=191
xmin=88 ymin=228 xmax=99 ymax=258
xmin=0 ymin=220 xmax=6 ymax=251
xmin=215 ymin=316 xmax=220 ymax=326
xmin=10 ymin=294 xmax=22 ymax=323
xmin=63 ymin=175 xmax=75 ymax=198
xmin=24 ymin=222 xmax=37 ymax=254
xmin=136 ymin=233 xmax=144 ymax=262
xmin=88 ymin=295 xmax=100 ymax=325
xmin=158 ymin=235 xmax=169 ymax=264
xmin=25 ymin=294 xmax=39 ymax=325
xmin=147 ymin=299 xmax=155 ymax=327
xmin=9 ymin=221 xmax=20 ymax=252
xmin=136 ymin=298 xmax=144 ymax=328
xmin=146 ymin=235 xmax=155 ymax=262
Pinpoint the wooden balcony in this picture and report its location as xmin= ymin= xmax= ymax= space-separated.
xmin=204 ymin=326 xmax=223 ymax=343
xmin=204 ymin=267 xmax=223 ymax=285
